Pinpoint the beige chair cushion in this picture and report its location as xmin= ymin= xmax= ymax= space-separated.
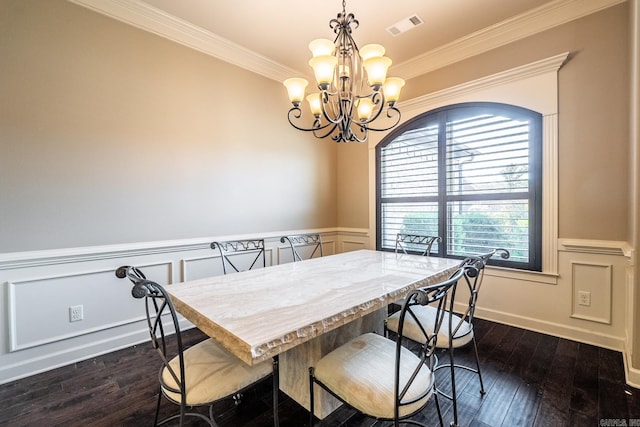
xmin=314 ymin=332 xmax=434 ymax=420
xmin=387 ymin=305 xmax=473 ymax=348
xmin=161 ymin=338 xmax=272 ymax=405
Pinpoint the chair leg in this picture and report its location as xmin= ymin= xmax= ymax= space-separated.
xmin=471 ymin=336 xmax=485 ymax=394
xmin=309 ymin=367 xmax=315 ymax=427
xmin=272 ymin=356 xmax=280 ymax=427
xmin=434 ymin=392 xmax=444 ymax=427
xmin=448 ymin=345 xmax=459 ymax=427
xmin=205 ymin=404 xmax=221 ymax=427
xmin=154 ymin=388 xmax=162 ymax=426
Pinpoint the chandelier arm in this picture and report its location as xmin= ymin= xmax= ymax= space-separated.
xmin=319 ymin=92 xmax=345 ymax=125
xmin=345 ymin=124 xmax=368 ymax=143
xmin=356 ymin=106 xmax=402 ymax=132
xmin=313 ymin=122 xmax=340 ymax=140
xmin=287 ymin=107 xmax=338 ymax=134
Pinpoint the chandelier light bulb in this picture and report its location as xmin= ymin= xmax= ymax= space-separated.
xmin=383 ymin=77 xmax=406 ymax=104
xmin=359 ymin=44 xmax=385 ymax=61
xmin=309 ymin=38 xmax=336 ymax=57
xmin=309 ymin=55 xmax=338 ymax=88
xmin=283 ymin=78 xmax=308 ymax=105
xmin=356 ymin=98 xmax=374 ymax=121
xmin=306 ymin=93 xmax=323 ymax=116
xmin=363 ymin=56 xmax=392 ymax=88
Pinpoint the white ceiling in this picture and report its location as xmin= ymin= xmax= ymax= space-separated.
xmin=140 ymin=0 xmax=549 ymax=70
xmin=71 ymin=0 xmax=623 ymax=81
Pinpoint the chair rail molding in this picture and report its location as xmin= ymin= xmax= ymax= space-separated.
xmin=0 ymin=228 xmax=365 ymax=271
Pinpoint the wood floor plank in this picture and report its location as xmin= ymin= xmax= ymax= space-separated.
xmin=570 ymin=343 xmax=600 ymax=418
xmin=0 ymin=320 xmax=636 ymax=427
xmin=507 ymin=329 xmax=543 ymax=379
xmin=523 ymin=333 xmax=558 ymax=386
xmin=599 ymin=378 xmax=630 ymax=423
xmin=534 ymin=396 xmax=570 ymax=426
xmin=472 ymin=371 xmax=520 ymax=426
xmin=568 ymin=408 xmax=596 ymax=426
xmin=441 ymin=389 xmax=485 ymax=427
xmin=627 ymin=386 xmax=640 ymax=420
xmin=501 ymin=381 xmax=541 ymax=427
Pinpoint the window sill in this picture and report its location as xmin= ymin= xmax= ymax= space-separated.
xmin=485 ymin=265 xmax=559 ymax=285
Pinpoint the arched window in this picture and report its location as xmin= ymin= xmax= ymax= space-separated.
xmin=376 ymin=102 xmax=542 ymax=270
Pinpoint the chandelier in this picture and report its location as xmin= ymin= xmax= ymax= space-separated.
xmin=283 ymin=0 xmax=405 ymax=143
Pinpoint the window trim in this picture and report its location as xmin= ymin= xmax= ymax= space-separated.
xmin=367 ymin=52 xmax=570 ymax=276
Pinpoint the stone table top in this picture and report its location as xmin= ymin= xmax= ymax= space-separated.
xmin=166 ymin=249 xmax=461 ymax=365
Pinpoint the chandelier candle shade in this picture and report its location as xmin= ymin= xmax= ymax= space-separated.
xmin=283 ymin=0 xmax=405 ymax=143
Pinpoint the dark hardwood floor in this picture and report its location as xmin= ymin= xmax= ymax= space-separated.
xmin=1 ymin=318 xmax=638 ymax=427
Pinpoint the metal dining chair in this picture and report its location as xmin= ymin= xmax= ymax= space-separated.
xmin=279 ymin=233 xmax=323 ymax=262
xmin=385 ymin=248 xmax=510 ymax=426
xmin=210 ymin=238 xmax=266 ymax=274
xmin=395 ymin=233 xmax=442 ymax=256
xmin=309 ymin=265 xmax=471 ymax=427
xmin=115 ymin=265 xmax=276 ymax=427
xmin=390 ymin=233 xmax=443 ymax=313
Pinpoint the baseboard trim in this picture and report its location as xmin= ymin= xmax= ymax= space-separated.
xmin=0 ymin=327 xmax=149 ymax=385
xmin=623 ymin=343 xmax=640 ymax=389
xmin=0 ymin=318 xmax=194 ymax=385
xmin=471 ymin=305 xmax=626 ymax=352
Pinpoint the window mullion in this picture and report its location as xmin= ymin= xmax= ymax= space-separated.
xmin=437 ymin=111 xmax=448 ymax=257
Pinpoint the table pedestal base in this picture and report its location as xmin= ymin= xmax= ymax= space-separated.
xmin=279 ymin=310 xmax=385 ymax=419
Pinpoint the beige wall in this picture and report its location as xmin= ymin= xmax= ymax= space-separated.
xmin=336 ymin=143 xmax=369 ymax=228
xmin=337 ymin=3 xmax=631 ymax=239
xmin=0 ymin=0 xmax=337 ymax=253
xmin=393 ymin=3 xmax=630 ymax=242
xmin=4 ymin=1 xmax=628 ymax=249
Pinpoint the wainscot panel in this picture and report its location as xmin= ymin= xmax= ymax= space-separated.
xmin=0 ymin=228 xmax=367 ymax=384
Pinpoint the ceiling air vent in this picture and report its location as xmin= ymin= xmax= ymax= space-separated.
xmin=386 ymin=14 xmax=423 ymax=36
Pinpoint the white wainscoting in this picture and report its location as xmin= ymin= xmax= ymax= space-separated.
xmin=0 ymin=228 xmax=370 ymax=385
xmin=466 ymin=239 xmax=630 ymax=364
xmin=1 ymin=233 xmax=634 ymax=387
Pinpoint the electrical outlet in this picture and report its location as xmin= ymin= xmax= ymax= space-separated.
xmin=69 ymin=305 xmax=84 ymax=322
xmin=577 ymin=291 xmax=591 ymax=307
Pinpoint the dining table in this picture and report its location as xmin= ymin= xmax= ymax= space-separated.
xmin=165 ymin=249 xmax=461 ymax=419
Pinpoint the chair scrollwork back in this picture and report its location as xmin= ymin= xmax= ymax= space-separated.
xmin=395 ymin=233 xmax=442 ymax=256
xmin=280 ymin=234 xmax=323 ymax=262
xmin=210 ymin=239 xmax=266 ymax=274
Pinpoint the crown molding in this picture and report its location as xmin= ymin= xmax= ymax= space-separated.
xmin=69 ymin=0 xmax=624 ymax=83
xmin=393 ymin=0 xmax=626 ymax=79
xmin=67 ymin=0 xmax=303 ymax=82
